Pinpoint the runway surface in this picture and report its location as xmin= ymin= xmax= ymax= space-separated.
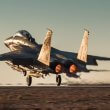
xmin=0 ymin=85 xmax=110 ymax=110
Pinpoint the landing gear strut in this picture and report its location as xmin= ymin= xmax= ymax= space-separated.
xmin=23 ymin=71 xmax=27 ymax=76
xmin=26 ymin=75 xmax=32 ymax=86
xmin=56 ymin=75 xmax=61 ymax=86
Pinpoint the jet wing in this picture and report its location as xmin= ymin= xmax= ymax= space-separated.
xmin=87 ymin=55 xmax=110 ymax=65
xmin=0 ymin=50 xmax=34 ymax=61
xmin=50 ymin=47 xmax=110 ymax=66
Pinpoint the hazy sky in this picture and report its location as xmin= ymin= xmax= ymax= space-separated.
xmin=0 ymin=0 xmax=110 ymax=85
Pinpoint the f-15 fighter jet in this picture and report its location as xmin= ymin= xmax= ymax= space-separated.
xmin=0 ymin=29 xmax=110 ymax=86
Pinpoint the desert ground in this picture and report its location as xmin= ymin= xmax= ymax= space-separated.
xmin=0 ymin=85 xmax=110 ymax=110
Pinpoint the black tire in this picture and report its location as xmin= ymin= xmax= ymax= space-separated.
xmin=56 ymin=75 xmax=61 ymax=86
xmin=26 ymin=76 xmax=32 ymax=86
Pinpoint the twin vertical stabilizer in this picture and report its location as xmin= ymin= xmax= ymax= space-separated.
xmin=38 ymin=28 xmax=89 ymax=66
xmin=77 ymin=29 xmax=89 ymax=62
xmin=38 ymin=29 xmax=53 ymax=66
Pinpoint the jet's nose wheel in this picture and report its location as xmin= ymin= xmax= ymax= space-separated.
xmin=26 ymin=75 xmax=32 ymax=86
xmin=56 ymin=75 xmax=61 ymax=86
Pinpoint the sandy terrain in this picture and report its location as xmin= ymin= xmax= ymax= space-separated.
xmin=0 ymin=86 xmax=110 ymax=110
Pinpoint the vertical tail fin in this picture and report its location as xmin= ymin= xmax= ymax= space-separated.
xmin=77 ymin=29 xmax=89 ymax=62
xmin=38 ymin=29 xmax=53 ymax=66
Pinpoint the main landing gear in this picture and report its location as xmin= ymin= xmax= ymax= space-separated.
xmin=56 ymin=75 xmax=61 ymax=86
xmin=26 ymin=75 xmax=32 ymax=86
xmin=26 ymin=73 xmax=62 ymax=86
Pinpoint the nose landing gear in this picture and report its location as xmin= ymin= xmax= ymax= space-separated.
xmin=23 ymin=71 xmax=27 ymax=76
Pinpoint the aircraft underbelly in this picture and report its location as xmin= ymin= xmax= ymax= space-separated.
xmin=12 ymin=58 xmax=34 ymax=65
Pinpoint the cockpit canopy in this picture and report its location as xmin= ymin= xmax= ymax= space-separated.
xmin=4 ymin=30 xmax=39 ymax=51
xmin=13 ymin=30 xmax=35 ymax=43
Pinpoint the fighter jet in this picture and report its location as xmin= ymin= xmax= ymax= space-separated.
xmin=0 ymin=29 xmax=110 ymax=86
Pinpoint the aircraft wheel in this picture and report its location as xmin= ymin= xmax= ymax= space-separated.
xmin=26 ymin=75 xmax=32 ymax=86
xmin=56 ymin=75 xmax=61 ymax=86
